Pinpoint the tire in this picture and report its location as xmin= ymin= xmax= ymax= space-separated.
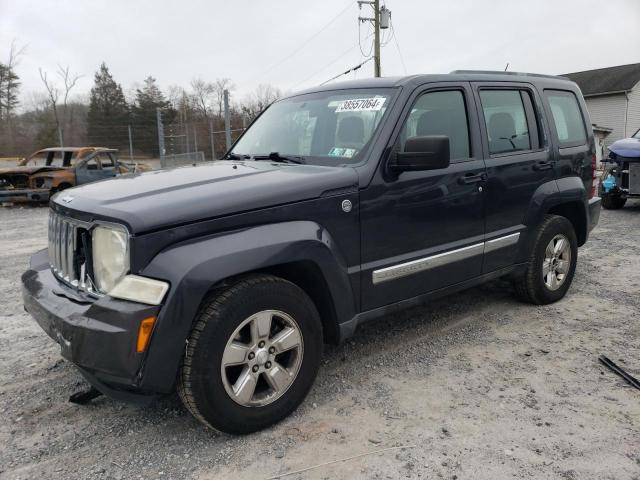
xmin=601 ymin=195 xmax=626 ymax=210
xmin=177 ymin=274 xmax=323 ymax=434
xmin=513 ymin=215 xmax=578 ymax=305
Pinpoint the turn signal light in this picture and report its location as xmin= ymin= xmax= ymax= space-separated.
xmin=136 ymin=317 xmax=157 ymax=353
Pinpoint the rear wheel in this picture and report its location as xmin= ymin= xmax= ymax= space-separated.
xmin=178 ymin=274 xmax=322 ymax=434
xmin=513 ymin=215 xmax=577 ymax=305
xmin=601 ymin=195 xmax=626 ymax=210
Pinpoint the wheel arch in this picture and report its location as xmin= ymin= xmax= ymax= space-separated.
xmin=138 ymin=221 xmax=355 ymax=393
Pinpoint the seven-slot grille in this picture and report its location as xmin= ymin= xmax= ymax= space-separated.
xmin=48 ymin=210 xmax=91 ymax=290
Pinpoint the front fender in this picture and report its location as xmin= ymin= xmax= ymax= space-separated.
xmin=138 ymin=221 xmax=355 ymax=393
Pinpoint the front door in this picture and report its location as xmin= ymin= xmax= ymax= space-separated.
xmin=75 ymin=153 xmax=118 ymax=185
xmin=360 ymin=83 xmax=487 ymax=311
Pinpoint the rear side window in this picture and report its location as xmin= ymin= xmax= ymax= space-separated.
xmin=399 ymin=90 xmax=470 ymax=160
xmin=479 ymin=90 xmax=531 ymax=155
xmin=545 ymin=90 xmax=586 ymax=147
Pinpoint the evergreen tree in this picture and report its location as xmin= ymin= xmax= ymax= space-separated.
xmin=0 ymin=61 xmax=21 ymax=121
xmin=87 ymin=62 xmax=129 ymax=148
xmin=131 ymin=76 xmax=175 ymax=156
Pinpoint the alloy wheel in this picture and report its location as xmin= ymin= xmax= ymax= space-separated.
xmin=220 ymin=310 xmax=304 ymax=407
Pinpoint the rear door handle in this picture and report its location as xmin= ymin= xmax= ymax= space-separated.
xmin=533 ymin=161 xmax=553 ymax=171
xmin=459 ymin=172 xmax=487 ymax=184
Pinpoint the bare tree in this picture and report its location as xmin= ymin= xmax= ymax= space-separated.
xmin=240 ymin=83 xmax=282 ymax=120
xmin=212 ymin=78 xmax=235 ymax=118
xmin=190 ymin=78 xmax=215 ymax=119
xmin=39 ymin=64 xmax=81 ymax=147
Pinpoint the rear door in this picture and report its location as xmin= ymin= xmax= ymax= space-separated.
xmin=473 ymin=82 xmax=555 ymax=273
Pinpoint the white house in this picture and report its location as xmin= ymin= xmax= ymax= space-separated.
xmin=563 ymin=63 xmax=640 ymax=147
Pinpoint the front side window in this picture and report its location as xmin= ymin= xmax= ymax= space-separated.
xmin=230 ymin=89 xmax=395 ymax=166
xmin=480 ymin=90 xmax=531 ymax=155
xmin=398 ymin=90 xmax=470 ymax=160
xmin=546 ymin=90 xmax=587 ymax=147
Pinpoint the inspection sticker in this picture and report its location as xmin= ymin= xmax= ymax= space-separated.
xmin=335 ymin=97 xmax=386 ymax=113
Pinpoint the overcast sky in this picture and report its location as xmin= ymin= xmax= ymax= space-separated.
xmin=1 ymin=0 xmax=639 ymax=107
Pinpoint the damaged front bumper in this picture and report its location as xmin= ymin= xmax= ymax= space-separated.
xmin=0 ymin=188 xmax=50 ymax=203
xmin=22 ymin=248 xmax=161 ymax=403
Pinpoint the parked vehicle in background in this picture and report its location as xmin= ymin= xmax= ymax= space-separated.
xmin=0 ymin=147 xmax=146 ymax=204
xmin=22 ymin=72 xmax=600 ymax=434
xmin=600 ymin=128 xmax=640 ymax=209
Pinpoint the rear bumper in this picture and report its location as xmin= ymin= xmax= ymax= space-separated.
xmin=22 ymin=248 xmax=161 ymax=403
xmin=0 ymin=188 xmax=50 ymax=203
xmin=588 ymin=196 xmax=601 ymax=233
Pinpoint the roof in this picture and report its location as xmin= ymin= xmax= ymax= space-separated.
xmin=562 ymin=63 xmax=640 ymax=97
xmin=293 ymin=71 xmax=574 ymax=96
xmin=37 ymin=147 xmax=116 ymax=153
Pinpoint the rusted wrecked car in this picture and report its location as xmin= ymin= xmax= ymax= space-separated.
xmin=0 ymin=147 xmax=147 ymax=203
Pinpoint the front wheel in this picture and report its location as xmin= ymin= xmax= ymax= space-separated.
xmin=178 ymin=274 xmax=323 ymax=434
xmin=513 ymin=215 xmax=578 ymax=305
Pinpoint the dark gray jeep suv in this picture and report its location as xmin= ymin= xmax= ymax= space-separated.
xmin=22 ymin=71 xmax=601 ymax=433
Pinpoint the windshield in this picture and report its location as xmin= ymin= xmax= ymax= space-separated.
xmin=634 ymin=128 xmax=640 ymax=139
xmin=230 ymin=88 xmax=395 ymax=166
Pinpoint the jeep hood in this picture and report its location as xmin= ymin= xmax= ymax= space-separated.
xmin=608 ymin=136 xmax=640 ymax=158
xmin=52 ymin=160 xmax=358 ymax=233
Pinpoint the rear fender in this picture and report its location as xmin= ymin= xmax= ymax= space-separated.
xmin=518 ymin=177 xmax=587 ymax=260
xmin=138 ymin=220 xmax=355 ymax=392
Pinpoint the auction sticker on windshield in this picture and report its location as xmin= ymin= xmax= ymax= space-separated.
xmin=335 ymin=97 xmax=386 ymax=112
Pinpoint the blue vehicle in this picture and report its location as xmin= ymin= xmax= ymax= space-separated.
xmin=600 ymin=128 xmax=640 ymax=209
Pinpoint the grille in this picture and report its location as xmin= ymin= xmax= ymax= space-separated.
xmin=48 ymin=210 xmax=94 ymax=292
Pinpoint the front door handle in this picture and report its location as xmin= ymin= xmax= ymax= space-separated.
xmin=459 ymin=172 xmax=487 ymax=184
xmin=533 ymin=161 xmax=553 ymax=171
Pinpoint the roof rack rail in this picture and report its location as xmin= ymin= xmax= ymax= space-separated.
xmin=450 ymin=70 xmax=567 ymax=80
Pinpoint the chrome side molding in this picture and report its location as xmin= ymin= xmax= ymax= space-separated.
xmin=372 ymin=232 xmax=520 ymax=285
xmin=484 ymin=232 xmax=521 ymax=253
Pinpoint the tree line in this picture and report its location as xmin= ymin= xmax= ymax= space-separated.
xmin=0 ymin=47 xmax=283 ymax=159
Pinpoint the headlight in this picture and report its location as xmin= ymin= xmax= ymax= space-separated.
xmin=92 ymin=225 xmax=130 ymax=292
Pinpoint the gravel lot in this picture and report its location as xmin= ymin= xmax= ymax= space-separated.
xmin=1 ymin=203 xmax=639 ymax=480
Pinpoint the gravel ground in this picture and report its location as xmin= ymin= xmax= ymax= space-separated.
xmin=1 ymin=203 xmax=639 ymax=480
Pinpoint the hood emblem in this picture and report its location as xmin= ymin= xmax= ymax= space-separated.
xmin=61 ymin=195 xmax=74 ymax=204
xmin=341 ymin=199 xmax=352 ymax=213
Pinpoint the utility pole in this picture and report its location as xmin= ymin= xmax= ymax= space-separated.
xmin=128 ymin=125 xmax=134 ymax=162
xmin=223 ymin=89 xmax=232 ymax=150
xmin=209 ymin=118 xmax=216 ymax=161
xmin=156 ymin=108 xmax=165 ymax=162
xmin=359 ymin=1 xmax=390 ymax=78
xmin=373 ymin=0 xmax=380 ymax=77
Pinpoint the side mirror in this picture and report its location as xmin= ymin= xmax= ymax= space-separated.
xmin=391 ymin=135 xmax=450 ymax=173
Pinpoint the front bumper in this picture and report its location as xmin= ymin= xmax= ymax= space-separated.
xmin=0 ymin=188 xmax=50 ymax=203
xmin=22 ymin=249 xmax=161 ymax=403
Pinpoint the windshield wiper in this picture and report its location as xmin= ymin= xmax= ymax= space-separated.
xmin=252 ymin=152 xmax=305 ymax=164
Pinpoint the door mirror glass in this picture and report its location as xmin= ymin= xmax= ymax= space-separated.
xmin=392 ymin=135 xmax=450 ymax=172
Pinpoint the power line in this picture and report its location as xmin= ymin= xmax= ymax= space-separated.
xmin=389 ymin=16 xmax=407 ymax=75
xmin=320 ymin=57 xmax=373 ymax=85
xmin=253 ymin=0 xmax=355 ymax=81
xmin=290 ymin=33 xmax=373 ymax=90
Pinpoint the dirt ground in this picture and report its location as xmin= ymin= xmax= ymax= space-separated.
xmin=1 ymin=203 xmax=639 ymax=480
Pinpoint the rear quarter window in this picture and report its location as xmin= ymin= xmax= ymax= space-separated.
xmin=545 ymin=90 xmax=587 ymax=147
